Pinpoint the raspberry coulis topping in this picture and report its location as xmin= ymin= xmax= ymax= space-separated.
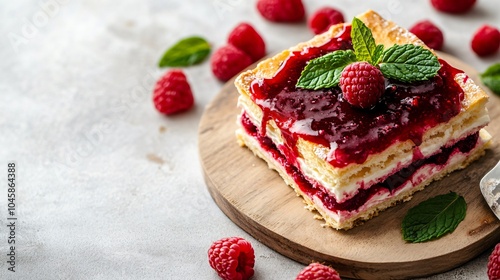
xmin=250 ymin=25 xmax=466 ymax=168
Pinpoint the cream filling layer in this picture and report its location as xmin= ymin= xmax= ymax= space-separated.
xmin=313 ymin=130 xmax=490 ymax=222
xmin=238 ymin=112 xmax=489 ymax=224
xmin=302 ymin=115 xmax=489 ymax=203
xmin=239 ymin=97 xmax=490 ymax=203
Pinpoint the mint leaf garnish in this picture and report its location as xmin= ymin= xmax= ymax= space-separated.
xmin=481 ymin=63 xmax=500 ymax=95
xmin=351 ymin=17 xmax=378 ymax=65
xmin=296 ymin=18 xmax=442 ymax=90
xmin=158 ymin=36 xmax=211 ymax=67
xmin=379 ymin=44 xmax=441 ymax=83
xmin=372 ymin=44 xmax=385 ymax=65
xmin=402 ymin=192 xmax=467 ymax=243
xmin=296 ymin=50 xmax=357 ymax=90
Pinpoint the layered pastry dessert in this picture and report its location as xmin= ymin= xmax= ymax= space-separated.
xmin=235 ymin=10 xmax=491 ymax=230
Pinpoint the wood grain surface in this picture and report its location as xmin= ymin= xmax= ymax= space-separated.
xmin=198 ymin=53 xmax=500 ymax=279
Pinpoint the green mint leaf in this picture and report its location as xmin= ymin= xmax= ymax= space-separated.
xmin=481 ymin=63 xmax=500 ymax=95
xmin=402 ymin=192 xmax=467 ymax=243
xmin=379 ymin=44 xmax=441 ymax=83
xmin=296 ymin=50 xmax=357 ymax=90
xmin=158 ymin=36 xmax=211 ymax=67
xmin=352 ymin=17 xmax=378 ymax=65
xmin=372 ymin=44 xmax=385 ymax=65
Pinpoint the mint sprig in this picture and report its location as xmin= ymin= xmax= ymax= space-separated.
xmin=372 ymin=44 xmax=385 ymax=66
xmin=480 ymin=63 xmax=500 ymax=95
xmin=158 ymin=36 xmax=211 ymax=67
xmin=352 ymin=18 xmax=384 ymax=65
xmin=402 ymin=192 xmax=467 ymax=243
xmin=296 ymin=17 xmax=441 ymax=90
xmin=296 ymin=50 xmax=357 ymax=89
xmin=380 ymin=44 xmax=441 ymax=83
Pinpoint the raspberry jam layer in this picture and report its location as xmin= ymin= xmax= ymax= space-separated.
xmin=250 ymin=26 xmax=465 ymax=167
xmin=241 ymin=112 xmax=479 ymax=213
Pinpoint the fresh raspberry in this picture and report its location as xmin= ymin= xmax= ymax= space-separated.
xmin=296 ymin=263 xmax=341 ymax=280
xmin=431 ymin=0 xmax=476 ymax=14
xmin=409 ymin=20 xmax=444 ymax=51
xmin=308 ymin=7 xmax=345 ymax=35
xmin=471 ymin=25 xmax=500 ymax=57
xmin=208 ymin=237 xmax=255 ymax=280
xmin=152 ymin=70 xmax=194 ymax=115
xmin=340 ymin=62 xmax=385 ymax=109
xmin=488 ymin=243 xmax=500 ymax=280
xmin=257 ymin=0 xmax=305 ymax=22
xmin=228 ymin=23 xmax=266 ymax=62
xmin=211 ymin=45 xmax=253 ymax=82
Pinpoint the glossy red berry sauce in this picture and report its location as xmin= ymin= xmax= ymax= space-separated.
xmin=250 ymin=25 xmax=466 ymax=168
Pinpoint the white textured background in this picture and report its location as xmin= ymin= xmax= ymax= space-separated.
xmin=1 ymin=0 xmax=499 ymax=279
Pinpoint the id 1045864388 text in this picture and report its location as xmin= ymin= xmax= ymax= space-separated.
xmin=7 ymin=162 xmax=16 ymax=273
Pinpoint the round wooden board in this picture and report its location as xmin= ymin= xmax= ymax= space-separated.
xmin=198 ymin=53 xmax=500 ymax=279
